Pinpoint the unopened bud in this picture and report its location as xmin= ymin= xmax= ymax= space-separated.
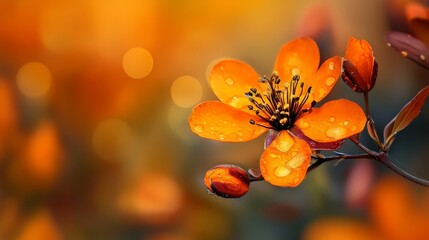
xmin=204 ymin=164 xmax=250 ymax=198
xmin=343 ymin=37 xmax=377 ymax=93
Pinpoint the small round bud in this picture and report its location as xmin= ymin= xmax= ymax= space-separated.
xmin=204 ymin=164 xmax=250 ymax=198
xmin=343 ymin=37 xmax=377 ymax=93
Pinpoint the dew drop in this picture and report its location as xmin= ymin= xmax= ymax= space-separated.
xmin=269 ymin=153 xmax=281 ymax=158
xmin=420 ymin=55 xmax=426 ymax=61
xmin=343 ymin=121 xmax=349 ymax=126
xmin=300 ymin=121 xmax=310 ymax=129
xmin=387 ymin=42 xmax=392 ymax=47
xmin=224 ymin=77 xmax=234 ymax=85
xmin=276 ymin=140 xmax=293 ymax=152
xmin=329 ymin=116 xmax=336 ymax=123
xmin=401 ymin=51 xmax=408 ymax=57
xmin=227 ymin=96 xmax=246 ymax=108
xmin=194 ymin=125 xmax=204 ymax=133
xmin=220 ymin=66 xmax=224 ymax=71
xmin=318 ymin=89 xmax=326 ymax=97
xmin=326 ymin=77 xmax=335 ymax=86
xmin=218 ymin=134 xmax=225 ymax=140
xmin=328 ymin=62 xmax=335 ymax=70
xmin=274 ymin=166 xmax=291 ymax=177
xmin=237 ymin=131 xmax=243 ymax=137
xmin=291 ymin=151 xmax=297 ymax=157
xmin=288 ymin=155 xmax=304 ymax=169
xmin=351 ymin=126 xmax=357 ymax=131
xmin=325 ymin=127 xmax=347 ymax=139
xmin=292 ymin=67 xmax=300 ymax=76
xmin=223 ymin=120 xmax=228 ymax=125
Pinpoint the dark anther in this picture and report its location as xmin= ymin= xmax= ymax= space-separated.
xmin=292 ymin=75 xmax=300 ymax=81
xmin=300 ymin=82 xmax=304 ymax=88
xmin=249 ymin=119 xmax=256 ymax=125
xmin=245 ymin=92 xmax=253 ymax=97
xmin=307 ymin=86 xmax=312 ymax=93
xmin=247 ymin=105 xmax=254 ymax=110
xmin=310 ymin=100 xmax=317 ymax=108
xmin=250 ymin=88 xmax=257 ymax=93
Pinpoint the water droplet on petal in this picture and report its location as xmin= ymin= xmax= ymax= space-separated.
xmin=220 ymin=66 xmax=225 ymax=71
xmin=329 ymin=116 xmax=336 ymax=123
xmin=401 ymin=51 xmax=408 ymax=57
xmin=291 ymin=151 xmax=297 ymax=157
xmin=218 ymin=134 xmax=225 ymax=140
xmin=227 ymin=96 xmax=246 ymax=109
xmin=194 ymin=125 xmax=204 ymax=133
xmin=292 ymin=67 xmax=300 ymax=76
xmin=343 ymin=121 xmax=349 ymax=126
xmin=225 ymin=77 xmax=234 ymax=85
xmin=288 ymin=155 xmax=304 ymax=169
xmin=237 ymin=131 xmax=243 ymax=137
xmin=318 ymin=89 xmax=326 ymax=97
xmin=300 ymin=121 xmax=310 ymax=129
xmin=223 ymin=120 xmax=228 ymax=125
xmin=420 ymin=55 xmax=426 ymax=61
xmin=274 ymin=166 xmax=291 ymax=177
xmin=351 ymin=126 xmax=357 ymax=131
xmin=269 ymin=153 xmax=281 ymax=158
xmin=276 ymin=141 xmax=293 ymax=153
xmin=326 ymin=77 xmax=335 ymax=86
xmin=328 ymin=62 xmax=335 ymax=70
xmin=325 ymin=127 xmax=347 ymax=139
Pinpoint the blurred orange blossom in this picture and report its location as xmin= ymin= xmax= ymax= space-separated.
xmin=189 ymin=38 xmax=366 ymax=187
xmin=303 ymin=174 xmax=429 ymax=240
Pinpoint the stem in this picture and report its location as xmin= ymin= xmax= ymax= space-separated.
xmin=376 ymin=153 xmax=429 ymax=187
xmin=364 ymin=92 xmax=370 ymax=118
xmin=307 ymin=153 xmax=372 ymax=173
xmin=348 ymin=136 xmax=376 ymax=155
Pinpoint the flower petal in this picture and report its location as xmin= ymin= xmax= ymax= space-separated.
xmin=260 ymin=131 xmax=311 ymax=187
xmin=188 ymin=101 xmax=268 ymax=142
xmin=310 ymin=56 xmax=342 ymax=102
xmin=345 ymin=37 xmax=374 ymax=84
xmin=295 ymin=99 xmax=366 ymax=142
xmin=274 ymin=38 xmax=320 ymax=87
xmin=209 ymin=59 xmax=264 ymax=113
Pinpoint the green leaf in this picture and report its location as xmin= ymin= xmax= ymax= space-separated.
xmin=384 ymin=85 xmax=429 ymax=149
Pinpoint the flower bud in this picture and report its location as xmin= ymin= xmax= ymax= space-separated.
xmin=204 ymin=164 xmax=250 ymax=198
xmin=342 ymin=37 xmax=377 ymax=93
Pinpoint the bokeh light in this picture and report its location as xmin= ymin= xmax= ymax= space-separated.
xmin=170 ymin=75 xmax=203 ymax=108
xmin=92 ymin=118 xmax=134 ymax=162
xmin=16 ymin=62 xmax=51 ymax=98
xmin=122 ymin=47 xmax=153 ymax=79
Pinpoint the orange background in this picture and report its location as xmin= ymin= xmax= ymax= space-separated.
xmin=0 ymin=0 xmax=428 ymax=239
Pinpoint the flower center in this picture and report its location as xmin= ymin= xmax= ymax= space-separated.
xmin=247 ymin=72 xmax=315 ymax=131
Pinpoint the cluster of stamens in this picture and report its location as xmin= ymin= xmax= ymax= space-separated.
xmin=247 ymin=72 xmax=315 ymax=130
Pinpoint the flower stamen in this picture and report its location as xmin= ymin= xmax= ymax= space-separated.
xmin=246 ymin=72 xmax=315 ymax=130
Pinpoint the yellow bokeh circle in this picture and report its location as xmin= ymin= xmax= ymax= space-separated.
xmin=171 ymin=75 xmax=203 ymax=108
xmin=16 ymin=62 xmax=51 ymax=98
xmin=122 ymin=47 xmax=153 ymax=79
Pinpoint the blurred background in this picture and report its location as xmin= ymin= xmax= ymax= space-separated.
xmin=0 ymin=0 xmax=428 ymax=239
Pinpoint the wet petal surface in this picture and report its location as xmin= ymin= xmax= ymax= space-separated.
xmin=295 ymin=99 xmax=366 ymax=142
xmin=274 ymin=38 xmax=320 ymax=88
xmin=260 ymin=131 xmax=311 ymax=187
xmin=210 ymin=59 xmax=264 ymax=113
xmin=188 ymin=101 xmax=267 ymax=142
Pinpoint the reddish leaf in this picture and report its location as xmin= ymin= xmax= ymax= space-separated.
xmin=384 ymin=85 xmax=429 ymax=148
xmin=385 ymin=31 xmax=429 ymax=70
